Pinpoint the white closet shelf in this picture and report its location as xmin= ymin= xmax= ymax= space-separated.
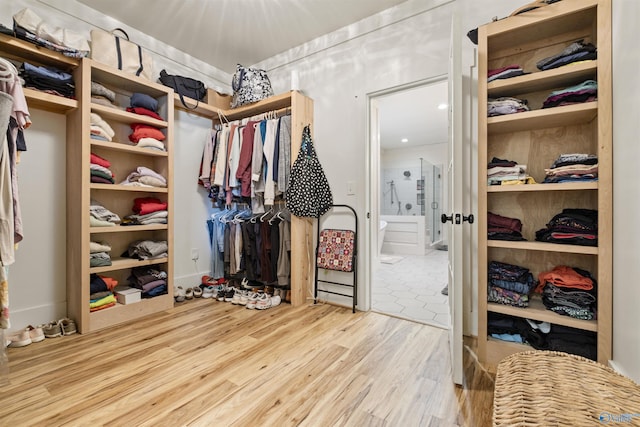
xmin=487 ymin=240 xmax=598 ymax=255
xmin=488 ymin=296 xmax=598 ymax=332
xmin=90 ymin=183 xmax=168 ymax=193
xmin=89 ymin=257 xmax=168 ymax=274
xmin=487 ymin=61 xmax=597 ymax=98
xmin=487 ymin=182 xmax=598 ymax=192
xmin=487 ymin=102 xmax=598 ymax=135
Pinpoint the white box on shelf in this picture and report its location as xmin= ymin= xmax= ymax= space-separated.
xmin=116 ymin=287 xmax=142 ymax=305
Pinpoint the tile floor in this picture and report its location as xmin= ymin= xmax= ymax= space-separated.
xmin=372 ymin=249 xmax=450 ymax=329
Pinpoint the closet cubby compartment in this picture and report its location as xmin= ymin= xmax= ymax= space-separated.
xmin=68 ymin=59 xmax=174 ymax=333
xmin=478 ymin=0 xmax=611 ymax=368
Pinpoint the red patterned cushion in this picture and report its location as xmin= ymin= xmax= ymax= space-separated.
xmin=317 ymin=229 xmax=355 ymax=272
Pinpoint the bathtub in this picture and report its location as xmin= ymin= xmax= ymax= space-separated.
xmin=379 ymin=220 xmax=388 ymax=255
xmin=379 ymin=215 xmax=426 ymax=256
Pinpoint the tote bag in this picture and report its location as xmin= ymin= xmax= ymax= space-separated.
xmin=230 ymin=64 xmax=274 ymax=108
xmin=90 ymin=28 xmax=154 ymax=81
xmin=285 ymin=126 xmax=333 ymax=218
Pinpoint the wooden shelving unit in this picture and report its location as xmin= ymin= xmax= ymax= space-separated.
xmin=477 ymin=0 xmax=612 ymax=368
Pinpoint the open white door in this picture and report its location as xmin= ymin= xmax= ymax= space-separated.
xmin=446 ymin=9 xmax=464 ymax=386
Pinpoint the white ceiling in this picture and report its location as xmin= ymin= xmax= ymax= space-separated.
xmin=377 ymin=80 xmax=449 ymax=150
xmin=76 ymin=0 xmax=410 ymax=74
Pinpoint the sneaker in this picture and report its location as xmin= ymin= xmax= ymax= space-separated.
xmin=193 ymin=286 xmax=203 ymax=298
xmin=41 ymin=321 xmax=62 ymax=338
xmin=246 ymin=292 xmax=260 ymax=309
xmin=25 ymin=325 xmax=45 ymax=343
xmin=174 ymin=286 xmax=186 ymax=302
xmin=271 ymin=295 xmax=282 ymax=307
xmin=239 ymin=291 xmax=250 ymax=306
xmin=59 ymin=318 xmax=77 ymax=336
xmin=202 ymin=285 xmax=214 ymax=299
xmin=224 ymin=287 xmax=236 ymax=303
xmin=217 ymin=287 xmax=228 ymax=302
xmin=231 ymin=289 xmax=244 ymax=305
xmin=255 ymin=293 xmax=272 ymax=310
xmin=7 ymin=330 xmax=31 ymax=347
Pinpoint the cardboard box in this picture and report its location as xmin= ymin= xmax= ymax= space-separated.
xmin=116 ymin=287 xmax=142 ymax=305
xmin=206 ymin=89 xmax=231 ymax=110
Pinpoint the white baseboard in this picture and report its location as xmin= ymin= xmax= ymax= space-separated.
xmin=6 ymin=301 xmax=67 ymax=334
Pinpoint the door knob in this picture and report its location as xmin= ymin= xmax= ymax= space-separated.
xmin=463 ymin=214 xmax=474 ymax=224
xmin=441 ymin=213 xmax=453 ymax=224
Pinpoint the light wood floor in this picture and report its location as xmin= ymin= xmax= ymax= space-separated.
xmin=1 ymin=299 xmax=495 ymax=426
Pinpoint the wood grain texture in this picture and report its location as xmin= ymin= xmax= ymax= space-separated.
xmin=2 ymin=301 xmax=494 ymax=427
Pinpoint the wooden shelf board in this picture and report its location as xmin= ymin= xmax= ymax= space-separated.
xmin=488 ymin=102 xmax=598 ymax=134
xmin=89 ymin=293 xmax=173 ymax=332
xmin=90 ymin=140 xmax=168 ymax=157
xmin=23 ymin=88 xmax=78 ymax=113
xmin=224 ymin=91 xmax=294 ymax=121
xmin=488 ymin=61 xmax=597 ymax=98
xmin=88 ymin=59 xmax=172 ymax=97
xmin=487 ymin=182 xmax=598 ymax=192
xmin=0 ymin=33 xmax=80 ymax=70
xmin=91 ymin=103 xmax=168 ymax=127
xmin=90 ymin=224 xmax=168 ymax=234
xmin=89 ymin=257 xmax=168 ymax=274
xmin=488 ymin=296 xmax=597 ymax=332
xmin=90 ymin=183 xmax=168 ymax=193
xmin=487 ymin=240 xmax=598 ymax=255
xmin=173 ymin=94 xmax=224 ymax=118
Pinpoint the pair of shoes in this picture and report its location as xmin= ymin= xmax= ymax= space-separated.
xmin=255 ymin=293 xmax=272 ymax=310
xmin=174 ymin=286 xmax=186 ymax=302
xmin=185 ymin=287 xmax=194 ymax=300
xmin=41 ymin=321 xmax=63 ymax=338
xmin=245 ymin=292 xmax=260 ymax=309
xmin=202 ymin=285 xmax=215 ymax=299
xmin=193 ymin=286 xmax=203 ymax=298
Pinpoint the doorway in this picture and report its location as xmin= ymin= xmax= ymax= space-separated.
xmin=369 ymin=77 xmax=450 ymax=329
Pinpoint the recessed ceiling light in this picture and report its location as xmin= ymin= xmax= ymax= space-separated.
xmin=437 ymin=103 xmax=448 ymax=110
xmin=401 ymin=138 xmax=408 ymax=143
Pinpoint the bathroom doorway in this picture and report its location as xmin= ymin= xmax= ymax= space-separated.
xmin=370 ymin=77 xmax=450 ymax=329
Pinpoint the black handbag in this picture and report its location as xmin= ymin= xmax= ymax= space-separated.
xmin=285 ymin=126 xmax=333 ymax=218
xmin=159 ymin=69 xmax=207 ymax=109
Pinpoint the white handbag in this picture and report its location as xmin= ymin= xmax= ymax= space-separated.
xmin=90 ymin=28 xmax=154 ymax=81
xmin=13 ymin=8 xmax=90 ymax=54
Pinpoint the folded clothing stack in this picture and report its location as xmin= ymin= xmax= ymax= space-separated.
xmin=91 ymin=81 xmax=119 ymax=109
xmin=90 ymin=152 xmax=115 ymax=184
xmin=19 ymin=62 xmax=74 ymax=98
xmin=535 ymin=208 xmax=597 ymax=246
xmin=128 ymin=266 xmax=167 ymax=297
xmin=89 ymin=240 xmax=112 ymax=268
xmin=89 ymin=199 xmax=121 ymax=227
xmin=488 ymin=64 xmax=526 ymax=82
xmin=536 ymin=40 xmax=597 ymax=71
xmin=121 ymin=196 xmax=168 ymax=226
xmin=536 ymin=265 xmax=597 ymax=320
xmin=542 ymin=80 xmax=597 ymax=109
xmin=90 ymin=113 xmax=115 ymax=142
xmin=123 ymin=240 xmax=168 ymax=260
xmin=488 ymin=97 xmax=529 ymax=116
xmin=488 ymin=261 xmax=536 ymax=308
xmin=120 ymin=166 xmax=166 ymax=188
xmin=543 ymin=153 xmax=598 ymax=183
xmin=488 ymin=211 xmax=525 ymax=241
xmin=487 ymin=157 xmax=533 ymax=185
xmin=128 ymin=93 xmax=166 ymax=147
xmin=89 ymin=273 xmax=118 ymax=312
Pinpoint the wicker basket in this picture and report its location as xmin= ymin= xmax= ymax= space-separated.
xmin=493 ymin=351 xmax=640 ymax=426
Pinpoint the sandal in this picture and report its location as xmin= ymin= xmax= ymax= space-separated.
xmin=193 ymin=286 xmax=203 ymax=298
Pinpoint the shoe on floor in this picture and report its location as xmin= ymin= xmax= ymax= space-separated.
xmin=185 ymin=287 xmax=194 ymax=300
xmin=255 ymin=293 xmax=272 ymax=310
xmin=202 ymin=285 xmax=214 ymax=299
xmin=41 ymin=321 xmax=62 ymax=338
xmin=193 ymin=286 xmax=203 ymax=298
xmin=271 ymin=295 xmax=282 ymax=307
xmin=174 ymin=286 xmax=186 ymax=302
xmin=224 ymin=287 xmax=236 ymax=303
xmin=7 ymin=330 xmax=31 ymax=347
xmin=25 ymin=325 xmax=45 ymax=343
xmin=59 ymin=318 xmax=77 ymax=336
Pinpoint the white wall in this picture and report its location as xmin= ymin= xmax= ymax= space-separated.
xmin=612 ymin=0 xmax=640 ymax=383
